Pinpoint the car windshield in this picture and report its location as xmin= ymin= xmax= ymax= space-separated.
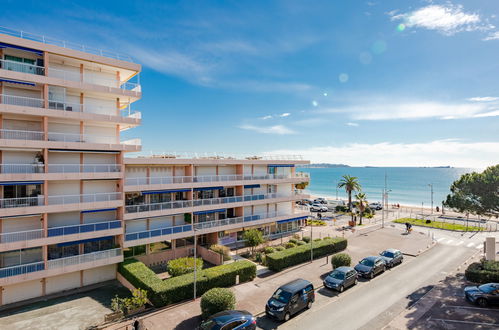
xmin=272 ymin=289 xmax=292 ymax=303
xmin=478 ymin=284 xmax=496 ymax=293
xmin=360 ymin=259 xmax=374 ymax=267
xmin=329 ymin=271 xmax=345 ymax=280
xmin=381 ymin=251 xmax=394 ymax=258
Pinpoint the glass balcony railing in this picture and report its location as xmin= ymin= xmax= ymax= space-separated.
xmin=0 ymin=261 xmax=45 ymax=279
xmin=0 ymin=59 xmax=45 ymax=75
xmin=0 ymin=192 xmax=122 ymax=209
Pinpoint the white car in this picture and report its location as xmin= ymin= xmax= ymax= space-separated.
xmin=369 ymin=202 xmax=383 ymax=210
xmin=310 ymin=203 xmax=328 ymax=212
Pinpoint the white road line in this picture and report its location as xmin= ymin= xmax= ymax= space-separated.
xmin=455 ymin=241 xmax=464 ymax=246
xmin=442 ymin=304 xmax=499 ymax=312
xmin=466 ymin=243 xmax=475 ymax=247
xmin=445 ymin=240 xmax=454 ymax=245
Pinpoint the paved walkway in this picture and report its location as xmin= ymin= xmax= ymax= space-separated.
xmin=105 ymin=226 xmax=433 ymax=330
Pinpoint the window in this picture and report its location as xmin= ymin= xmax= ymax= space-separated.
xmin=83 ymin=238 xmax=113 ymax=254
xmin=3 ymin=184 xmax=41 ymax=199
xmin=124 ymin=245 xmax=146 ymax=258
xmin=125 ymin=193 xmax=144 ymax=206
xmin=221 ymin=320 xmax=245 ymax=330
xmin=48 ymin=244 xmax=79 ymax=260
xmin=149 ymin=241 xmax=172 ymax=253
xmin=150 ymin=192 xmax=171 ymax=204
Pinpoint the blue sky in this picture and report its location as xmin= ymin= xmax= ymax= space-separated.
xmin=3 ymin=0 xmax=499 ymax=167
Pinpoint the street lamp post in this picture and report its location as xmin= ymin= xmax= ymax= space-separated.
xmin=193 ymin=225 xmax=197 ymax=300
xmin=381 ymin=189 xmax=385 ymax=228
xmin=428 ymin=184 xmax=434 ymax=215
xmin=310 ymin=218 xmax=314 ymax=262
xmin=335 ymin=187 xmax=338 ymax=200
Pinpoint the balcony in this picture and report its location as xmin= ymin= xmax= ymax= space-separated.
xmin=123 ymin=210 xmax=309 ymax=246
xmin=124 ymin=192 xmax=305 ymax=218
xmin=0 ymin=163 xmax=122 ymax=181
xmin=47 ymin=164 xmax=121 ymax=173
xmin=0 ymin=248 xmax=123 ymax=285
xmin=0 ymin=220 xmax=122 ymax=250
xmin=0 ymin=58 xmax=45 ymax=75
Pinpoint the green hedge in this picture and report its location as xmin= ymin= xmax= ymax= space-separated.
xmin=331 ymin=253 xmax=351 ymax=269
xmin=167 ymin=257 xmax=203 ymax=277
xmin=119 ymin=259 xmax=256 ymax=307
xmin=200 ymin=288 xmax=236 ymax=319
xmin=266 ymin=238 xmax=348 ymax=272
xmin=465 ymin=260 xmax=499 ymax=283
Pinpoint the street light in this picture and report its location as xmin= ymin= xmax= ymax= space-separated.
xmin=310 ymin=217 xmax=314 ymax=262
xmin=193 ymin=224 xmax=197 ymax=300
xmin=428 ymin=184 xmax=434 ymax=215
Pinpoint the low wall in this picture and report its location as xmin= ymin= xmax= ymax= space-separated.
xmin=197 ymin=246 xmax=223 ymax=265
xmin=135 ymin=245 xmax=192 ymax=267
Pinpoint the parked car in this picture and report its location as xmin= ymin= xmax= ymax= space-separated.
xmin=354 ymin=256 xmax=386 ymax=279
xmin=314 ymin=198 xmax=327 ymax=204
xmin=369 ymin=202 xmax=383 ymax=210
xmin=325 ymin=199 xmax=346 ymax=211
xmin=464 ymin=283 xmax=499 ymax=307
xmin=199 ymin=310 xmax=256 ymax=330
xmin=379 ymin=249 xmax=404 ymax=268
xmin=300 ymin=199 xmax=313 ymax=205
xmin=310 ymin=203 xmax=328 ymax=212
xmin=266 ymin=279 xmax=315 ymax=322
xmin=323 ymin=266 xmax=358 ymax=292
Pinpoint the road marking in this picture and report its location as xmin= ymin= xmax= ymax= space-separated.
xmin=437 ymin=238 xmax=446 ymax=242
xmin=455 ymin=241 xmax=464 ymax=246
xmin=445 ymin=240 xmax=454 ymax=244
xmin=430 ymin=318 xmax=498 ymax=327
xmin=442 ymin=304 xmax=499 ymax=312
xmin=466 ymin=243 xmax=475 ymax=247
xmin=475 ymin=244 xmax=483 ymax=249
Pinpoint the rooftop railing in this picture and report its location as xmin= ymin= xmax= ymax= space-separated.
xmin=128 ymin=151 xmax=304 ymax=161
xmin=0 ymin=58 xmax=45 ymax=75
xmin=0 ymin=26 xmax=133 ymax=62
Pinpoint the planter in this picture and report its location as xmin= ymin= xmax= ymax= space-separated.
xmin=126 ymin=305 xmax=146 ymax=316
xmin=348 ymin=220 xmax=356 ymax=227
xmin=104 ymin=311 xmax=123 ymax=322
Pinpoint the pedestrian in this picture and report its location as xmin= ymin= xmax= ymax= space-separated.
xmin=318 ymin=212 xmax=322 ymax=220
xmin=436 ymin=206 xmax=440 ymax=212
xmin=132 ymin=318 xmax=140 ymax=330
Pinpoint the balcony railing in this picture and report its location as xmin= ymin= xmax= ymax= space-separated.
xmin=0 ymin=220 xmax=121 ymax=244
xmin=0 ymin=164 xmax=44 ymax=174
xmin=47 ymin=248 xmax=122 ymax=269
xmin=48 ymin=131 xmax=117 ymax=144
xmin=0 ymin=128 xmax=44 ymax=140
xmin=0 ymin=94 xmax=44 ymax=108
xmin=47 ymin=220 xmax=121 ymax=237
xmin=0 ymin=58 xmax=45 ymax=75
xmin=125 ymin=224 xmax=192 ymax=241
xmin=0 ymin=196 xmax=44 ymax=208
xmin=0 ymin=261 xmax=45 ymax=279
xmin=129 ymin=151 xmax=305 ymax=161
xmin=47 ymin=192 xmax=122 ymax=205
xmin=124 ymin=192 xmax=294 ymax=214
xmin=125 ymin=174 xmax=299 ymax=186
xmin=47 ymin=163 xmax=121 ymax=173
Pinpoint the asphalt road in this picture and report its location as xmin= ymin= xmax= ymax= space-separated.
xmin=257 ymin=243 xmax=477 ymax=330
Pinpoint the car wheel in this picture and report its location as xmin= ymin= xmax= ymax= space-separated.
xmin=307 ymin=301 xmax=312 ymax=309
xmin=283 ymin=312 xmax=291 ymax=322
xmin=382 ymin=266 xmax=386 ymax=272
xmin=338 ymin=285 xmax=344 ymax=293
xmin=354 ymin=278 xmax=358 ymax=285
xmin=477 ymin=298 xmax=488 ymax=307
xmin=369 ymin=272 xmax=374 ymax=279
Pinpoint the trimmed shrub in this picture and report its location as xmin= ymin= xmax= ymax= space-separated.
xmin=255 ymin=252 xmax=263 ymax=263
xmin=119 ymin=259 xmax=256 ymax=307
xmin=167 ymin=257 xmax=203 ymax=277
xmin=314 ymin=238 xmax=322 ymax=242
xmin=302 ymin=236 xmax=311 ymax=243
xmin=275 ymin=246 xmax=285 ymax=252
xmin=264 ymin=247 xmax=275 ymax=254
xmin=266 ymin=238 xmax=348 ymax=272
xmin=289 ymin=239 xmax=299 ymax=244
xmin=296 ymin=240 xmax=306 ymax=246
xmin=465 ymin=260 xmax=499 ymax=283
xmin=200 ymin=288 xmax=236 ymax=319
xmin=209 ymin=244 xmax=232 ymax=261
xmin=331 ymin=253 xmax=351 ymax=269
xmin=336 ymin=205 xmax=348 ymax=212
xmin=292 ymin=233 xmax=301 ymax=240
xmin=285 ymin=242 xmax=297 ymax=249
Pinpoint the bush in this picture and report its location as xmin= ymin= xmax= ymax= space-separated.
xmin=111 ymin=288 xmax=148 ymax=315
xmin=336 ymin=205 xmax=349 ymax=212
xmin=119 ymin=259 xmax=256 ymax=307
xmin=289 ymin=239 xmax=299 ymax=244
xmin=275 ymin=246 xmax=285 ymax=251
xmin=296 ymin=240 xmax=306 ymax=246
xmin=285 ymin=242 xmax=297 ymax=249
xmin=331 ymin=253 xmax=351 ymax=269
xmin=255 ymin=252 xmax=263 ymax=263
xmin=302 ymin=236 xmax=311 ymax=243
xmin=292 ymin=233 xmax=301 ymax=240
xmin=266 ymin=238 xmax=348 ymax=272
xmin=465 ymin=260 xmax=499 ymax=283
xmin=167 ymin=257 xmax=203 ymax=277
xmin=209 ymin=244 xmax=232 ymax=261
xmin=264 ymin=247 xmax=275 ymax=254
xmin=200 ymin=288 xmax=236 ymax=319
xmin=314 ymin=238 xmax=322 ymax=242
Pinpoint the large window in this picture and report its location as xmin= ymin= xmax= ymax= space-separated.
xmin=83 ymin=238 xmax=113 ymax=254
xmin=149 ymin=241 xmax=171 ymax=253
xmin=3 ymin=184 xmax=41 ymax=199
xmin=48 ymin=244 xmax=78 ymax=260
xmin=124 ymin=245 xmax=146 ymax=258
xmin=219 ymin=187 xmax=234 ymax=198
xmin=150 ymin=192 xmax=172 ymax=204
xmin=4 ymin=54 xmax=35 ymax=65
xmin=125 ymin=193 xmax=143 ymax=206
xmin=195 ymin=190 xmax=214 ymax=199
xmin=0 ymin=247 xmax=42 ymax=268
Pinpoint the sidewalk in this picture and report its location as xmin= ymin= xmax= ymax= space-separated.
xmin=104 ymin=226 xmax=433 ymax=330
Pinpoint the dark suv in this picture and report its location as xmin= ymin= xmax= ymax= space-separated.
xmin=379 ymin=249 xmax=403 ymax=268
xmin=199 ymin=310 xmax=256 ymax=330
xmin=323 ymin=266 xmax=358 ymax=292
xmin=354 ymin=256 xmax=386 ymax=279
xmin=266 ymin=279 xmax=315 ymax=321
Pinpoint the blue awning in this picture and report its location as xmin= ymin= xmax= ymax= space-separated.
xmin=81 ymin=208 xmax=117 ymax=214
xmin=193 ymin=209 xmax=226 ymax=215
xmin=244 ymin=184 xmax=260 ymax=189
xmin=0 ymin=181 xmax=43 ymax=186
xmin=0 ymin=79 xmax=36 ymax=86
xmin=0 ymin=42 xmax=43 ymax=56
xmin=268 ymin=164 xmax=295 ymax=167
xmin=56 ymin=236 xmax=113 ymax=247
xmin=142 ymin=189 xmax=190 ymax=195
xmin=193 ymin=187 xmax=223 ymax=191
xmin=277 ymin=216 xmax=307 ymax=224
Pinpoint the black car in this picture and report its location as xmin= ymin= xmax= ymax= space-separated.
xmin=379 ymin=249 xmax=403 ymax=268
xmin=354 ymin=256 xmax=386 ymax=279
xmin=199 ymin=310 xmax=256 ymax=330
xmin=464 ymin=283 xmax=499 ymax=307
xmin=323 ymin=266 xmax=358 ymax=292
xmin=266 ymin=279 xmax=315 ymax=322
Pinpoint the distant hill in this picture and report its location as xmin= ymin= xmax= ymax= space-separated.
xmin=297 ymin=163 xmax=350 ymax=168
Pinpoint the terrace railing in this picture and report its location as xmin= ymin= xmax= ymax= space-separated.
xmin=47 ymin=248 xmax=122 ymax=270
xmin=0 ymin=58 xmax=44 ymax=75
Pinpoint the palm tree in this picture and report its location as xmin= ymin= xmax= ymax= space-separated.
xmin=337 ymin=175 xmax=361 ymax=214
xmin=355 ymin=192 xmax=368 ymax=225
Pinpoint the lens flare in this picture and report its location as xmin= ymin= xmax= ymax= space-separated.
xmin=397 ymin=23 xmax=406 ymax=32
xmin=339 ymin=73 xmax=349 ymax=83
xmin=371 ymin=40 xmax=387 ymax=55
xmin=312 ymin=100 xmax=318 ymax=107
xmin=323 ymin=92 xmax=328 ymax=97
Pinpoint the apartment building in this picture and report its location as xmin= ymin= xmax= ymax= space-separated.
xmin=0 ymin=28 xmax=310 ymax=306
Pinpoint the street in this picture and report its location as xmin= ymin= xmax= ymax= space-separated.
xmin=257 ymin=243 xmax=477 ymax=330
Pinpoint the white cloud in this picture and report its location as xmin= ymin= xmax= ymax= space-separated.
xmin=280 ymin=113 xmax=291 ymax=118
xmin=239 ymin=124 xmax=295 ymax=135
xmin=390 ymin=4 xmax=492 ymax=35
xmin=318 ymin=101 xmax=495 ymax=120
xmin=265 ymin=140 xmax=499 ymax=168
xmin=467 ymin=96 xmax=499 ymax=102
xmin=346 ymin=122 xmax=359 ymax=127
xmin=260 ymin=115 xmax=273 ymax=120
xmin=483 ymin=31 xmax=499 ymax=41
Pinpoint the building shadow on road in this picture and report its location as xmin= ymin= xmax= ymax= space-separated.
xmin=173 ymin=315 xmax=202 ymax=330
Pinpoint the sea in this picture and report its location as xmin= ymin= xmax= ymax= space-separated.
xmin=301 ymin=167 xmax=477 ymax=208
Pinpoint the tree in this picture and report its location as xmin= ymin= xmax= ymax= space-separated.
xmin=355 ymin=192 xmax=368 ymax=225
xmin=242 ymin=229 xmax=264 ymax=256
xmin=338 ymin=175 xmax=362 ymax=221
xmin=444 ymin=165 xmax=499 ymax=218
